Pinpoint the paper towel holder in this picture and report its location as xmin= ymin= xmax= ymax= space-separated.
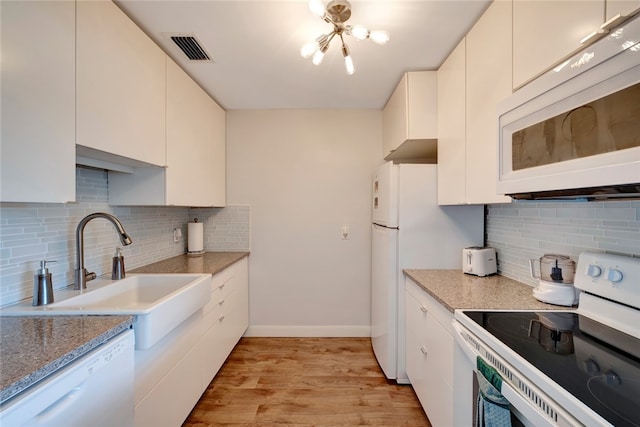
xmin=187 ymin=218 xmax=205 ymax=257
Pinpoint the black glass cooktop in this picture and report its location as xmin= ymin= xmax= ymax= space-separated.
xmin=464 ymin=311 xmax=640 ymax=427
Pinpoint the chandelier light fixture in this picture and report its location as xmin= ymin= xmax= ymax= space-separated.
xmin=300 ymin=0 xmax=390 ymax=75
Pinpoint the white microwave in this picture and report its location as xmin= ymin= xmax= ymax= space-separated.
xmin=497 ymin=14 xmax=640 ymax=200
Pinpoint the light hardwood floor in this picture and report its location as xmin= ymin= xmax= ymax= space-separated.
xmin=183 ymin=337 xmax=432 ymax=427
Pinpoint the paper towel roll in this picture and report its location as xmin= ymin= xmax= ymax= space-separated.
xmin=187 ymin=222 xmax=204 ymax=254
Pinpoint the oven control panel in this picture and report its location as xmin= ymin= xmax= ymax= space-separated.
xmin=575 ymin=251 xmax=640 ymax=310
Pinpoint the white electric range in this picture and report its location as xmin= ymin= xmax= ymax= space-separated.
xmin=453 ymin=251 xmax=640 ymax=426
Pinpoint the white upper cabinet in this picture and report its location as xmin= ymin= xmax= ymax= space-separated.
xmin=465 ymin=0 xmax=511 ymax=204
xmin=166 ymin=58 xmax=225 ymax=207
xmin=437 ymin=0 xmax=511 ymax=205
xmin=108 ymin=59 xmax=226 ymax=207
xmin=382 ymin=72 xmax=437 ymax=162
xmin=76 ymin=0 xmax=166 ymax=167
xmin=437 ymin=39 xmax=467 ymax=205
xmin=513 ymin=0 xmax=604 ymax=89
xmin=1 ymin=1 xmax=76 ymax=203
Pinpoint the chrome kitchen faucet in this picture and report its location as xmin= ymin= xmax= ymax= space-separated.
xmin=74 ymin=212 xmax=133 ymax=290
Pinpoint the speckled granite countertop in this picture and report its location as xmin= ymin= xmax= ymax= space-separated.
xmin=0 ymin=315 xmax=133 ymax=404
xmin=130 ymin=251 xmax=249 ymax=275
xmin=404 ymin=270 xmax=570 ymax=313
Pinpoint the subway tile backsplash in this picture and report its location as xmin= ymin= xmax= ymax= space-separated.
xmin=486 ymin=200 xmax=640 ymax=287
xmin=0 ymin=167 xmax=250 ymax=306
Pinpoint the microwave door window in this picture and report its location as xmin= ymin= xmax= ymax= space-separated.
xmin=512 ymin=82 xmax=640 ymax=171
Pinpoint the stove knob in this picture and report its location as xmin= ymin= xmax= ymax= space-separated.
xmin=606 ymin=268 xmax=624 ymax=283
xmin=583 ymin=359 xmax=600 ymax=375
xmin=586 ymin=264 xmax=602 ymax=278
xmin=605 ymin=369 xmax=621 ymax=386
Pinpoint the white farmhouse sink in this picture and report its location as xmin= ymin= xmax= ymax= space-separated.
xmin=1 ymin=274 xmax=211 ymax=349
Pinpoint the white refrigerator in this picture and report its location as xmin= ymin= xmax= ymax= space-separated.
xmin=371 ymin=162 xmax=484 ymax=383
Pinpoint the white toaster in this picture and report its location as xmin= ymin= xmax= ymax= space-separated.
xmin=462 ymin=247 xmax=497 ymax=277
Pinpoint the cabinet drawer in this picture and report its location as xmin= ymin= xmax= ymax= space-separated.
xmin=200 ymin=283 xmax=249 ymax=387
xmin=406 ymin=278 xmax=453 ymax=335
xmin=405 ymin=278 xmax=454 ymax=426
xmin=136 ymin=344 xmax=202 ymax=427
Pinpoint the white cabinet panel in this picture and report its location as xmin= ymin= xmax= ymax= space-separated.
xmin=437 ymin=0 xmax=511 ymax=205
xmin=135 ymin=346 xmax=202 ymax=427
xmin=1 ymin=1 xmax=75 ymax=203
xmin=437 ymin=39 xmax=466 ymax=205
xmin=166 ymin=58 xmax=226 ymax=207
xmin=383 ymin=72 xmax=437 ymax=160
xmin=465 ymin=0 xmax=512 ymax=204
xmin=76 ymin=0 xmax=166 ymax=167
xmin=108 ymin=58 xmax=226 ymax=207
xmin=513 ymin=0 xmax=604 ymax=89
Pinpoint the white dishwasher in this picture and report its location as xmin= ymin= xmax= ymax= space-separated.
xmin=0 ymin=329 xmax=135 ymax=427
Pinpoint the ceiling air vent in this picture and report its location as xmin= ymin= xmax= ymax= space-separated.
xmin=170 ymin=35 xmax=211 ymax=61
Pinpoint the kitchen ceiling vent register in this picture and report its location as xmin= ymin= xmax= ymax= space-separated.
xmin=170 ymin=35 xmax=211 ymax=61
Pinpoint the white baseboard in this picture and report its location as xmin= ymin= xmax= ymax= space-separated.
xmin=243 ymin=325 xmax=371 ymax=337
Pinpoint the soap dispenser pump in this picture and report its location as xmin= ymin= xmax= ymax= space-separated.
xmin=111 ymin=247 xmax=126 ymax=280
xmin=33 ymin=260 xmax=55 ymax=306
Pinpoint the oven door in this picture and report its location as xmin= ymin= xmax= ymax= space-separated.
xmin=496 ymin=14 xmax=640 ymax=198
xmin=452 ymin=320 xmax=579 ymax=427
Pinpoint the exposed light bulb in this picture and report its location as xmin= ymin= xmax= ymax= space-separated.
xmin=344 ymin=55 xmax=355 ymax=75
xmin=370 ymin=30 xmax=390 ymax=45
xmin=300 ymin=41 xmax=319 ymax=59
xmin=341 ymin=40 xmax=354 ymax=75
xmin=309 ymin=0 xmax=325 ymax=18
xmin=350 ymin=25 xmax=369 ymax=40
xmin=312 ymin=50 xmax=325 ymax=65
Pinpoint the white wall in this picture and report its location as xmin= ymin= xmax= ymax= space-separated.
xmin=226 ymin=110 xmax=382 ymax=336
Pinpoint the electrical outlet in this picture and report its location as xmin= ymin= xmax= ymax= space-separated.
xmin=341 ymin=226 xmax=349 ymax=240
xmin=173 ymin=228 xmax=182 ymax=243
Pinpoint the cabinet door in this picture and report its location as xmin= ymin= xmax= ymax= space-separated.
xmin=465 ymin=0 xmax=511 ymax=204
xmin=513 ymin=0 xmax=604 ymax=89
xmin=383 ymin=74 xmax=408 ymax=156
xmin=166 ymin=58 xmax=225 ymax=207
xmin=1 ymin=1 xmax=75 ymax=203
xmin=382 ymin=72 xmax=437 ymax=158
xmin=437 ymin=39 xmax=466 ymax=205
xmin=76 ymin=0 xmax=166 ymax=167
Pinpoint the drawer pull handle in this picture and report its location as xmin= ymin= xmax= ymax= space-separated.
xmin=218 ymin=299 xmax=225 ymax=306
xmin=219 ymin=315 xmax=225 ymax=322
xmin=420 ymin=306 xmax=427 ymax=313
xmin=219 ymin=284 xmax=225 ymax=290
xmin=420 ymin=346 xmax=428 ymax=356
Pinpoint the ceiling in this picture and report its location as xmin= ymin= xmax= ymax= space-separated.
xmin=116 ymin=0 xmax=492 ymax=110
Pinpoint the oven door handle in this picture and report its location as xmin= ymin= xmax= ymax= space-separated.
xmin=500 ymin=380 xmax=555 ymax=427
xmin=453 ymin=320 xmax=559 ymax=427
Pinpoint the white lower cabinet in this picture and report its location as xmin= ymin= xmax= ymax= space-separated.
xmin=405 ymin=277 xmax=454 ymax=427
xmin=198 ymin=257 xmax=249 ymax=390
xmin=134 ymin=257 xmax=249 ymax=427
